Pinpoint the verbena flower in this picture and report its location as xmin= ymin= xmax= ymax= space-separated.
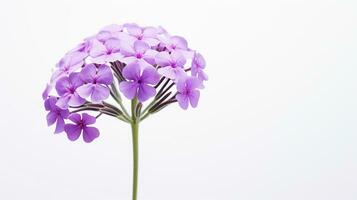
xmin=76 ymin=64 xmax=113 ymax=103
xmin=119 ymin=62 xmax=160 ymax=102
xmin=44 ymin=96 xmax=70 ymax=133
xmin=42 ymin=22 xmax=207 ymax=200
xmin=191 ymin=52 xmax=208 ymax=82
xmin=55 ymin=73 xmax=85 ymax=109
xmin=125 ymin=23 xmax=160 ymax=46
xmin=156 ymin=51 xmax=186 ymax=80
xmin=64 ymin=113 xmax=100 ymax=143
xmin=90 ymin=38 xmax=123 ymax=64
xmin=120 ymin=40 xmax=157 ymax=66
xmin=176 ymin=76 xmax=201 ymax=109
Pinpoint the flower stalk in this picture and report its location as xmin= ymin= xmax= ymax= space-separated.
xmin=131 ymin=98 xmax=139 ymax=200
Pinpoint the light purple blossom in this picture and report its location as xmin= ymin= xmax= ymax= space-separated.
xmin=76 ymin=64 xmax=113 ymax=103
xmin=90 ymin=38 xmax=123 ymax=64
xmin=55 ymin=73 xmax=86 ymax=109
xmin=44 ymin=96 xmax=70 ymax=133
xmin=191 ymin=52 xmax=208 ymax=81
xmin=155 ymin=51 xmax=186 ymax=80
xmin=125 ymin=24 xmax=160 ymax=46
xmin=119 ymin=62 xmax=160 ymax=102
xmin=175 ymin=77 xmax=201 ymax=109
xmin=120 ymin=40 xmax=157 ymax=66
xmin=64 ymin=113 xmax=100 ymax=143
xmin=67 ymin=39 xmax=92 ymax=58
xmin=158 ymin=35 xmax=188 ymax=51
xmin=51 ymin=52 xmax=85 ymax=82
xmin=96 ymin=24 xmax=124 ymax=42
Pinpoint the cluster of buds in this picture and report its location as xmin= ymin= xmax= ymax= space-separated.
xmin=42 ymin=23 xmax=208 ymax=143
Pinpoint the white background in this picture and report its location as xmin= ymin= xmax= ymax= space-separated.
xmin=0 ymin=0 xmax=356 ymax=199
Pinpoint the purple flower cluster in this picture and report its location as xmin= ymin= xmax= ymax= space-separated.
xmin=43 ymin=23 xmax=207 ymax=142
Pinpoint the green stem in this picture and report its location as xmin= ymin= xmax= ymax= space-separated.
xmin=131 ymin=98 xmax=139 ymax=200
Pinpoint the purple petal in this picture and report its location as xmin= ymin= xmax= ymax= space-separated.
xmin=100 ymin=24 xmax=123 ymax=33
xmin=68 ymin=93 xmax=85 ymax=107
xmin=55 ymin=77 xmax=71 ymax=96
xmin=179 ymin=49 xmax=195 ymax=59
xmin=60 ymin=109 xmax=70 ymax=119
xmin=91 ymin=55 xmax=108 ymax=64
xmin=69 ymin=72 xmax=84 ymax=88
xmin=64 ymin=124 xmax=82 ymax=141
xmin=119 ymin=41 xmax=135 ymax=56
xmin=141 ymin=37 xmax=160 ymax=47
xmin=44 ymin=96 xmax=56 ymax=111
xmin=158 ymin=66 xmax=176 ymax=79
xmin=96 ymin=31 xmax=112 ymax=42
xmin=80 ymin=64 xmax=97 ymax=83
xmin=192 ymin=52 xmax=206 ymax=69
xmin=189 ymin=90 xmax=200 ymax=108
xmin=105 ymin=53 xmax=124 ymax=63
xmin=89 ymin=39 xmax=106 ymax=57
xmin=42 ymin=84 xmax=52 ymax=100
xmin=134 ymin=40 xmax=149 ymax=54
xmin=59 ymin=52 xmax=85 ymax=69
xmin=105 ymin=38 xmax=121 ymax=52
xmin=119 ymin=81 xmax=138 ymax=100
xmin=121 ymin=57 xmax=138 ymax=65
xmin=142 ymin=27 xmax=158 ymax=37
xmin=176 ymin=78 xmax=186 ymax=93
xmin=143 ymin=49 xmax=158 ymax=65
xmin=82 ymin=127 xmax=100 ymax=143
xmin=56 ymin=95 xmax=71 ymax=109
xmin=197 ymin=69 xmax=208 ymax=81
xmin=77 ymin=84 xmax=95 ymax=99
xmin=172 ymin=68 xmax=186 ymax=82
xmin=54 ymin=117 xmax=65 ymax=133
xmin=171 ymin=51 xmax=186 ymax=67
xmin=96 ymin=64 xmax=113 ymax=85
xmin=46 ymin=111 xmax=57 ymax=126
xmin=115 ymin=32 xmax=137 ymax=44
xmin=91 ymin=85 xmax=110 ymax=102
xmin=138 ymin=84 xmax=156 ymax=102
xmin=68 ymin=113 xmax=82 ymax=124
xmin=140 ymin=67 xmax=160 ymax=85
xmin=155 ymin=52 xmax=171 ymax=67
xmin=126 ymin=24 xmax=142 ymax=36
xmin=122 ymin=62 xmax=141 ymax=81
xmin=171 ymin=36 xmax=188 ymax=50
xmin=186 ymin=77 xmax=201 ymax=90
xmin=82 ymin=113 xmax=96 ymax=125
xmin=176 ymin=93 xmax=189 ymax=110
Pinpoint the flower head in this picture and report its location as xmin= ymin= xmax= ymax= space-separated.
xmin=64 ymin=113 xmax=100 ymax=143
xmin=43 ymin=23 xmax=207 ymax=142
